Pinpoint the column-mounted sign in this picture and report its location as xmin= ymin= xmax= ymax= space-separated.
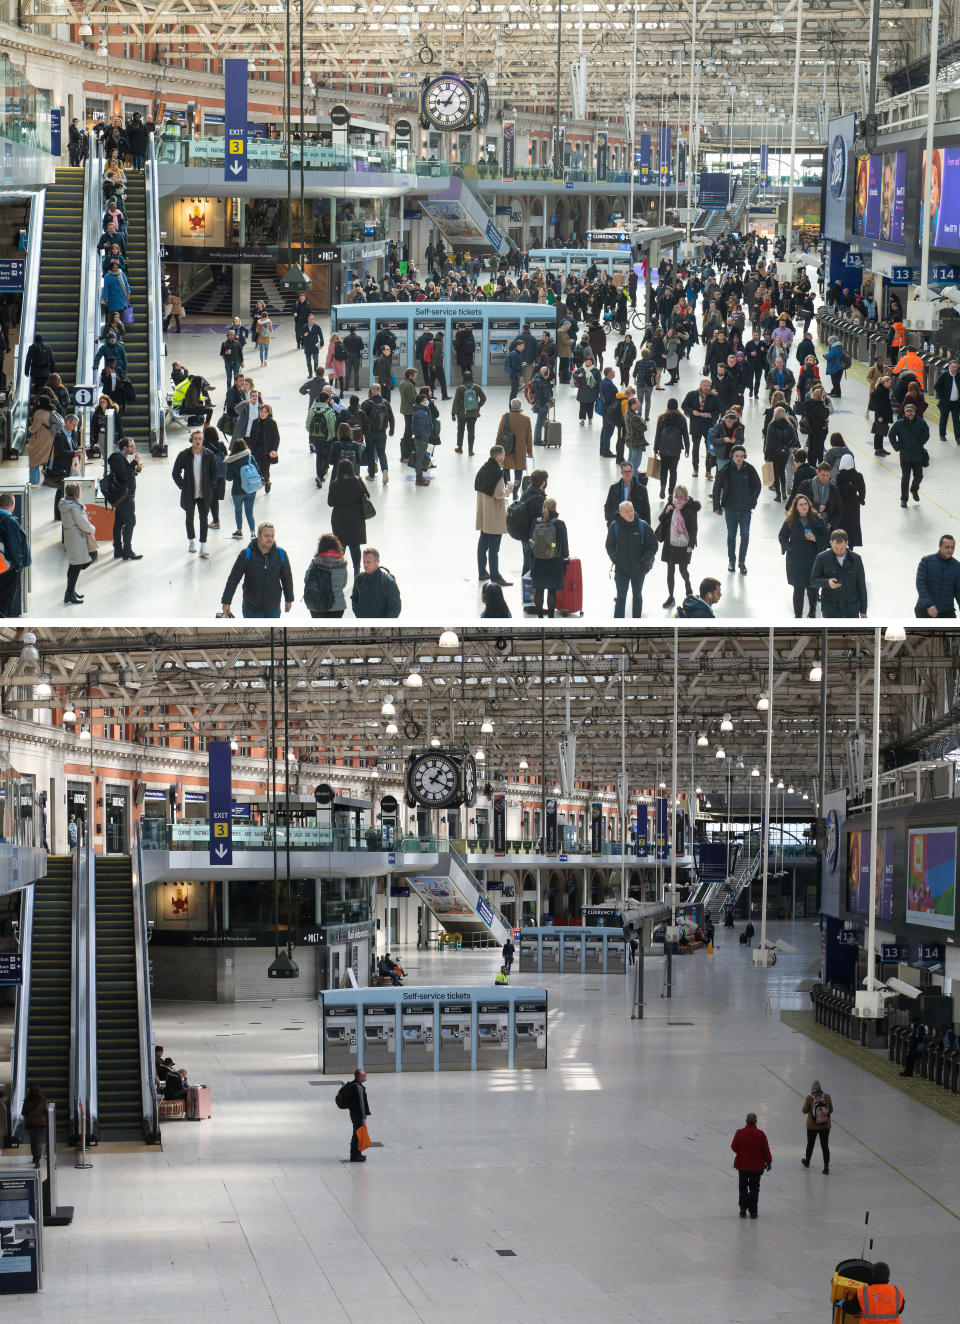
xmin=330 ymin=104 xmax=351 ymax=128
xmin=635 ymin=802 xmax=648 ymax=859
xmin=544 ymin=797 xmax=558 ymax=854
xmin=655 ymin=796 xmax=669 ymax=860
xmin=395 ymin=118 xmax=412 ymax=142
xmin=208 ymin=740 xmax=232 ymax=866
xmin=502 ymin=120 xmax=515 ymax=183
xmin=596 ymin=130 xmax=607 ymax=183
xmin=50 ymin=107 xmax=62 ymax=157
xmin=552 ymin=124 xmax=565 ymax=181
xmin=224 ymin=58 xmax=248 ymax=183
xmin=759 ymin=142 xmax=769 ymax=187
xmin=493 ymin=793 xmax=507 ymax=856
xmin=590 ymin=801 xmax=603 ymax=855
xmin=639 ymin=133 xmax=651 ymax=182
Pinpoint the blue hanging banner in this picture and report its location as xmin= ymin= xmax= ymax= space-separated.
xmin=208 ymin=740 xmax=233 ymax=866
xmin=658 ymin=126 xmax=671 ymax=184
xmin=50 ymin=108 xmax=62 ymax=157
xmin=759 ymin=143 xmax=769 ymax=187
xmin=655 ymin=796 xmax=669 ymax=860
xmin=635 ymin=803 xmax=648 ymax=859
xmin=224 ymin=58 xmax=248 ymax=183
xmin=639 ymin=133 xmax=651 ymax=182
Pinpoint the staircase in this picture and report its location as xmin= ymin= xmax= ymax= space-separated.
xmin=34 ymin=169 xmax=84 ymax=400
xmin=706 ymin=841 xmax=763 ymax=922
xmin=24 ymin=856 xmax=74 ymax=1140
xmin=118 ymin=173 xmax=151 ymax=444
xmin=94 ymin=854 xmax=144 ymax=1139
xmin=419 ymin=169 xmax=511 ymax=256
xmin=406 ymin=845 xmax=512 ymax=946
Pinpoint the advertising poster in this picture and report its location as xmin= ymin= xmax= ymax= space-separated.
xmin=596 ymin=130 xmax=607 ymax=183
xmin=502 ymin=120 xmax=515 ymax=183
xmin=854 ymin=150 xmax=906 ymax=243
xmin=864 ymin=154 xmax=882 ymax=238
xmin=544 ymin=798 xmax=558 ymax=854
xmin=407 ymin=875 xmax=475 ymax=919
xmin=906 ymin=825 xmax=957 ymax=930
xmin=635 ymin=802 xmax=648 ymax=859
xmin=590 ymin=801 xmax=603 ymax=855
xmin=493 ymin=793 xmax=506 ymax=856
xmin=918 ymin=146 xmax=960 ymax=248
xmin=846 ymin=827 xmax=894 ymax=920
xmin=552 ymin=124 xmax=565 ymax=181
xmin=639 ymin=133 xmax=651 ymax=182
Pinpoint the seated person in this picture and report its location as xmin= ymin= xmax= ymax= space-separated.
xmin=377 ymin=954 xmax=402 ymax=986
xmin=163 ymin=1068 xmax=189 ymax=1100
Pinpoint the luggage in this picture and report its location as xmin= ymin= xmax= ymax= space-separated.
xmin=544 ymin=413 xmax=562 ymax=448
xmin=186 ymin=1084 xmax=211 ymax=1120
xmin=555 ymin=557 xmax=583 ymax=616
xmin=521 ymin=572 xmax=534 ymax=609
xmin=158 ymin=1098 xmax=186 ymax=1121
xmin=84 ymin=503 xmax=116 ymax=542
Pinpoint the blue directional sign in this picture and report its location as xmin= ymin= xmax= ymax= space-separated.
xmin=387 ymin=852 xmax=396 ymax=865
xmin=208 ymin=740 xmax=233 ymax=866
xmin=477 ymin=895 xmax=495 ymax=928
xmin=0 ymin=953 xmax=23 ymax=985
xmin=0 ymin=258 xmax=25 ymax=292
xmin=224 ymin=58 xmax=248 ymax=183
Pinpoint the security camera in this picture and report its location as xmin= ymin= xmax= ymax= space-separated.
xmin=886 ymin=976 xmax=921 ymax=1000
xmin=937 ymin=284 xmax=960 ymax=308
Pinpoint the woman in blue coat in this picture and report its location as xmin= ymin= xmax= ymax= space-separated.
xmin=778 ymin=493 xmax=829 ymax=618
xmin=102 ymin=259 xmax=130 ymax=314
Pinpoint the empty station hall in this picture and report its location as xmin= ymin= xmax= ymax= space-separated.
xmin=0 ymin=625 xmax=957 ymax=1319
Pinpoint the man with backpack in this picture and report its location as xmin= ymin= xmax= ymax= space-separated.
xmin=507 ymin=468 xmax=547 ymax=579
xmin=653 ymin=399 xmax=690 ymax=501
xmin=605 ymin=500 xmax=658 ymax=618
xmin=106 ymin=435 xmax=141 ymax=560
xmin=801 ymin=1079 xmax=833 ymax=1173
xmin=307 ymin=389 xmax=338 ymax=488
xmin=220 ymin=521 xmax=294 ymax=618
xmin=451 ymin=371 xmax=486 ymax=455
xmin=336 ymin=1068 xmax=371 ymax=1163
xmin=360 ymin=384 xmax=394 ymax=484
xmin=410 ymin=390 xmax=436 ymax=487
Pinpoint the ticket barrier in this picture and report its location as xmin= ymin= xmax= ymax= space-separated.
xmin=519 ymin=934 xmax=539 ymax=973
xmin=584 ymin=939 xmax=604 ymax=973
xmin=514 ymin=1000 xmax=548 ymax=1068
xmin=540 ymin=936 xmax=560 ymax=972
xmin=438 ymin=1006 xmax=473 ymax=1070
xmin=476 ymin=1002 xmax=510 ymax=1070
xmin=400 ymin=1006 xmax=434 ymax=1072
xmin=362 ymin=1006 xmax=397 ymax=1072
xmin=323 ymin=1005 xmax=359 ymax=1074
xmin=562 ymin=934 xmax=584 ymax=973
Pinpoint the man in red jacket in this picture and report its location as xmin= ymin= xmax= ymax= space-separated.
xmin=731 ymin=1112 xmax=773 ymax=1218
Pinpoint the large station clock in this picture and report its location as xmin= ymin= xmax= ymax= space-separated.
xmin=420 ymin=74 xmax=475 ymax=130
xmin=406 ymin=751 xmax=462 ymax=808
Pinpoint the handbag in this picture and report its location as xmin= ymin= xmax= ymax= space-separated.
xmin=121 ymin=303 xmax=134 ymax=325
xmin=797 ymin=416 xmax=808 ymax=434
xmin=361 ymin=492 xmax=377 ymax=520
xmin=922 ymin=447 xmax=930 ymax=468
xmin=355 ymin=1124 xmax=372 ymax=1152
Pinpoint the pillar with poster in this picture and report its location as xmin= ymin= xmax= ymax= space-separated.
xmin=544 ymin=797 xmax=558 ymax=854
xmin=590 ymin=801 xmax=603 ymax=855
xmin=493 ymin=793 xmax=506 ymax=856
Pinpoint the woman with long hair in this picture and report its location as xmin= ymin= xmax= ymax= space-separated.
xmin=778 ymin=493 xmax=829 ymax=618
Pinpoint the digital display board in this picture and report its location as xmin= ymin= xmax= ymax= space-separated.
xmin=921 ymin=146 xmax=960 ymax=249
xmin=846 ymin=827 xmax=894 ymax=921
xmin=906 ymin=825 xmax=957 ymax=931
xmin=853 ymin=149 xmax=905 ymax=243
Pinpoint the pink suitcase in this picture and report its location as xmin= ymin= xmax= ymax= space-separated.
xmin=186 ymin=1084 xmax=211 ymax=1120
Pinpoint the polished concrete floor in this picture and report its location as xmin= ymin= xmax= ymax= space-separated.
xmin=3 ymin=919 xmax=956 ymax=1321
xmin=14 ymin=270 xmax=958 ymax=622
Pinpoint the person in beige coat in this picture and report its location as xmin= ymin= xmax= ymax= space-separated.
xmin=474 ymin=444 xmax=511 ymax=587
xmin=27 ymin=403 xmax=58 ymax=483
xmin=497 ymin=399 xmax=534 ymax=498
xmin=59 ymin=482 xmax=97 ymax=605
xmin=801 ymin=1079 xmax=833 ymax=1172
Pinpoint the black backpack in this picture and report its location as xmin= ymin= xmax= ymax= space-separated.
xmin=335 ymin=1082 xmax=352 ymax=1110
xmin=303 ymin=559 xmax=333 ymax=614
xmin=506 ymin=498 xmax=531 ymax=541
xmin=99 ymin=469 xmax=124 ymax=506
xmin=604 ymin=399 xmax=623 ymax=426
xmin=367 ymin=399 xmax=389 ymax=432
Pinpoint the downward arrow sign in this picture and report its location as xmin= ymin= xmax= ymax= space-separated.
xmin=230 ymin=160 xmax=243 ymax=175
xmin=215 ymin=843 xmax=228 ymax=858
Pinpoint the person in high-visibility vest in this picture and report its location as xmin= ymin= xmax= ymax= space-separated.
xmin=838 ymin=1262 xmax=905 ymax=1321
xmin=494 ymin=965 xmax=509 ymax=985
xmin=893 ymin=349 xmax=925 ymax=388
xmin=890 ymin=320 xmax=905 ymax=350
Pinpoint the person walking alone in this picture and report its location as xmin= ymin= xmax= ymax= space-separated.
xmin=730 ymin=1112 xmax=773 ymax=1219
xmin=801 ymin=1079 xmax=833 ymax=1173
xmin=344 ymin=1068 xmax=371 ymax=1162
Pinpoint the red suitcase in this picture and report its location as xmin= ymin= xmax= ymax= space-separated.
xmin=186 ymin=1084 xmax=211 ymax=1120
xmin=556 ymin=557 xmax=583 ymax=616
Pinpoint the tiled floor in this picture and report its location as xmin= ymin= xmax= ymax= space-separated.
xmin=14 ymin=270 xmax=958 ymax=621
xmin=4 ymin=920 xmax=957 ymax=1320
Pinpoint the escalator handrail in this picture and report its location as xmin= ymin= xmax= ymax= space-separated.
xmin=86 ymin=836 xmax=98 ymax=1139
xmin=9 ymin=188 xmax=45 ymax=451
xmin=8 ymin=879 xmax=34 ymax=1139
xmin=145 ymin=134 xmax=166 ymax=450
xmin=78 ymin=130 xmax=102 ymax=420
xmin=71 ymin=840 xmax=91 ymax=1140
xmin=132 ymin=821 xmax=159 ymax=1141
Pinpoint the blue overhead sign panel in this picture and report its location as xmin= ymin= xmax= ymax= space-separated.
xmin=224 ymin=58 xmax=248 ymax=183
xmin=0 ymin=258 xmax=25 ymax=292
xmin=208 ymin=740 xmax=233 ymax=866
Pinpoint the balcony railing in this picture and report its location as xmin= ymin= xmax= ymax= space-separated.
xmin=158 ymin=135 xmax=406 ymax=174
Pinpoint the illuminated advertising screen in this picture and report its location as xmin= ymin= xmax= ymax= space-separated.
xmin=846 ymin=827 xmax=894 ymax=921
xmin=905 ymin=825 xmax=957 ymax=931
xmin=921 ymin=146 xmax=960 ymax=248
xmin=853 ymin=149 xmax=905 ymax=242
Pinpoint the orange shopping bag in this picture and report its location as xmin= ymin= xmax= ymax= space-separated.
xmin=355 ymin=1124 xmax=372 ymax=1152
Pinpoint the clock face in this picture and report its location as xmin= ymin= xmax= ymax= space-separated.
xmin=463 ymin=756 xmax=477 ymax=808
xmin=424 ymin=76 xmax=473 ymax=130
xmin=476 ymin=79 xmax=489 ymax=130
xmin=409 ymin=753 xmax=461 ymax=807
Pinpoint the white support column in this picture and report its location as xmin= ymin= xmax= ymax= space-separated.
xmin=782 ymin=0 xmax=804 ymax=278
xmin=856 ymin=627 xmax=885 ymax=1018
xmin=753 ymin=628 xmax=776 ymax=967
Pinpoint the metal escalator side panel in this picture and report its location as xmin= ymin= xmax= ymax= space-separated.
xmin=132 ymin=824 xmax=159 ymax=1141
xmin=7 ymin=881 xmax=35 ymax=1140
xmin=10 ymin=189 xmax=45 ymax=450
xmin=144 ymin=136 xmax=166 ymax=450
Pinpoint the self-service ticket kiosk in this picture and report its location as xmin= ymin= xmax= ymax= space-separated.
xmin=362 ymin=1005 xmax=397 ymax=1072
xmin=540 ymin=935 xmax=560 ymax=972
xmin=438 ymin=1001 xmax=473 ymax=1070
xmin=375 ymin=317 xmax=409 ymax=374
xmin=606 ymin=935 xmax=627 ymax=975
xmin=400 ymin=1003 xmax=435 ymax=1071
xmin=514 ymin=999 xmax=548 ymax=1068
xmin=519 ymin=933 xmax=539 ymax=973
xmin=487 ymin=317 xmax=522 ymax=384
xmin=323 ymin=1004 xmax=359 ymax=1074
xmin=584 ymin=938 xmax=605 ymax=973
xmin=562 ymin=933 xmax=584 ymax=972
xmin=476 ymin=1001 xmax=510 ymax=1069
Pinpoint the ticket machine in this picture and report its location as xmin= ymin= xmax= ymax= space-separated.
xmin=514 ymin=999 xmax=548 ymax=1068
xmin=323 ymin=1004 xmax=359 ymax=1074
xmin=540 ymin=935 xmax=560 ymax=972
xmin=607 ymin=935 xmax=627 ymax=975
xmin=400 ymin=1004 xmax=434 ymax=1071
xmin=562 ymin=933 xmax=584 ymax=973
xmin=438 ymin=1001 xmax=473 ymax=1070
xmin=375 ymin=316 xmax=409 ymax=373
xmin=487 ymin=317 xmax=522 ymax=384
xmin=476 ymin=1001 xmax=510 ymax=1069
xmin=584 ymin=938 xmax=604 ymax=973
xmin=362 ymin=1005 xmax=397 ymax=1072
xmin=519 ymin=933 xmax=539 ymax=973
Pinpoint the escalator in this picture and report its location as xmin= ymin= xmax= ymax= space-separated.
xmin=24 ymin=856 xmax=74 ymax=1140
xmin=94 ymin=854 xmax=144 ymax=1139
xmin=34 ymin=168 xmax=84 ymax=403
xmin=116 ymin=173 xmax=151 ymax=443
